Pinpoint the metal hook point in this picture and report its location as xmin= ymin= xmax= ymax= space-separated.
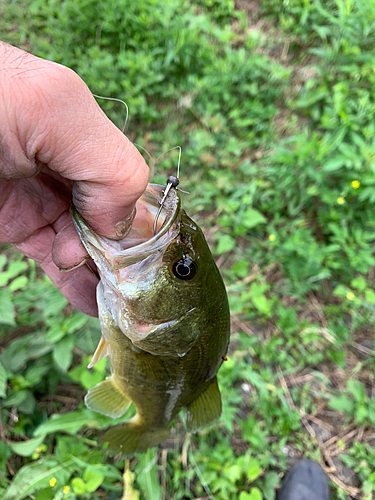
xmin=153 ymin=177 xmax=180 ymax=236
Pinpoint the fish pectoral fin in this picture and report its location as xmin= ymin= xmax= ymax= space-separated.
xmin=185 ymin=376 xmax=222 ymax=432
xmin=85 ymin=377 xmax=131 ymax=418
xmin=99 ymin=417 xmax=170 ymax=457
xmin=88 ymin=335 xmax=108 ymax=368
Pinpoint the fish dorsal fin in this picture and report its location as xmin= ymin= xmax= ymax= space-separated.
xmin=88 ymin=335 xmax=108 ymax=368
xmin=185 ymin=376 xmax=222 ymax=432
xmin=85 ymin=377 xmax=131 ymax=418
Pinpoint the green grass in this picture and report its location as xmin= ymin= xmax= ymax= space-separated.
xmin=1 ymin=0 xmax=375 ymax=499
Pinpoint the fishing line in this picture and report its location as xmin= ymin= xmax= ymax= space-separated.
xmin=154 ymin=145 xmax=190 ymax=192
xmin=152 ymin=146 xmax=191 ymax=236
xmin=134 ymin=143 xmax=155 ymax=177
xmin=92 ymin=94 xmax=129 ymax=133
xmin=154 ymin=146 xmax=182 ymax=178
xmin=92 ymin=93 xmax=155 ymax=174
xmin=92 ymin=93 xmax=187 ymax=237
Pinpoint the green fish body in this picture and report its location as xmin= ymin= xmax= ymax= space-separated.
xmin=71 ymin=184 xmax=230 ymax=456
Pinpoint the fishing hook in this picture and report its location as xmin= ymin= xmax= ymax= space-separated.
xmin=91 ymin=96 xmax=184 ymax=237
xmin=153 ymin=175 xmax=180 ymax=236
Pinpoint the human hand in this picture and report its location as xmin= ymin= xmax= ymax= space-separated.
xmin=0 ymin=42 xmax=149 ymax=316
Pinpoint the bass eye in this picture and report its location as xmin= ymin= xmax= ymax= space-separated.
xmin=171 ymin=255 xmax=197 ymax=281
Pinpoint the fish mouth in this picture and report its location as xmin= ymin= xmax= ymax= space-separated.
xmin=71 ymin=184 xmax=181 ymax=271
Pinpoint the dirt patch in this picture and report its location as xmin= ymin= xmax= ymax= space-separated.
xmin=234 ymin=0 xmax=263 ymax=24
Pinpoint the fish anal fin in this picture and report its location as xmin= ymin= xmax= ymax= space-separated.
xmin=186 ymin=376 xmax=222 ymax=432
xmin=84 ymin=377 xmax=131 ymax=418
xmin=88 ymin=335 xmax=108 ymax=369
xmin=99 ymin=418 xmax=170 ymax=457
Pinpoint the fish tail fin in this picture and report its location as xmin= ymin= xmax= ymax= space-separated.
xmin=99 ymin=417 xmax=170 ymax=456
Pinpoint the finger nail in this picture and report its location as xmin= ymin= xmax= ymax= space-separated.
xmin=112 ymin=207 xmax=136 ymax=240
xmin=58 ymin=257 xmax=90 ymax=272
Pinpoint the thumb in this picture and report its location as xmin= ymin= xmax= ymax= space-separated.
xmin=4 ymin=42 xmax=150 ymax=237
xmin=30 ymin=61 xmax=150 ymax=237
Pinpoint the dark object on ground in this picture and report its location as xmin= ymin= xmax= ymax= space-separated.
xmin=277 ymin=459 xmax=330 ymax=500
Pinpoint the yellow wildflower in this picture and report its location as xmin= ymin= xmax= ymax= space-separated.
xmin=337 ymin=196 xmax=345 ymax=205
xmin=35 ymin=447 xmax=42 ymax=453
xmin=63 ymin=486 xmax=70 ymax=494
xmin=351 ymin=180 xmax=360 ymax=189
xmin=268 ymin=234 xmax=276 ymax=241
xmin=49 ymin=478 xmax=57 ymax=487
xmin=346 ymin=292 xmax=355 ymax=301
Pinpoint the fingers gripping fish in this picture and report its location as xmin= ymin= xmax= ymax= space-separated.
xmin=71 ymin=183 xmax=230 ymax=456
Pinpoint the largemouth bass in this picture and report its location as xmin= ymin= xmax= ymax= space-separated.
xmin=71 ymin=184 xmax=230 ymax=456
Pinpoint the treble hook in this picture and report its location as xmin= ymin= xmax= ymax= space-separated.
xmin=153 ymin=176 xmax=180 ymax=236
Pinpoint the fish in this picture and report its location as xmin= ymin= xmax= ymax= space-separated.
xmin=70 ymin=183 xmax=230 ymax=456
